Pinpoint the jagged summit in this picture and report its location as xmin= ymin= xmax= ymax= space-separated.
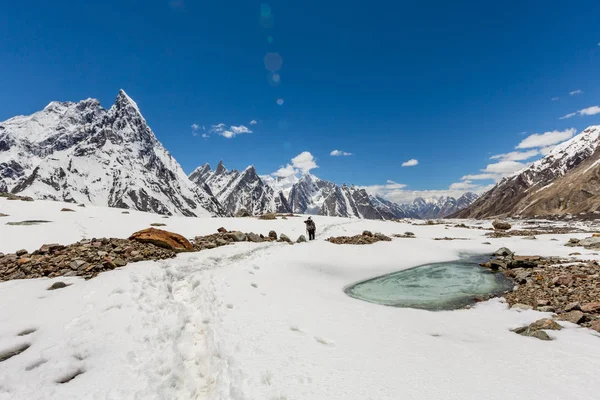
xmin=454 ymin=125 xmax=600 ymax=218
xmin=0 ymin=91 xmax=224 ymax=217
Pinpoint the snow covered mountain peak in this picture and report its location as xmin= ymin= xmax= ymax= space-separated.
xmin=0 ymin=91 xmax=224 ymax=217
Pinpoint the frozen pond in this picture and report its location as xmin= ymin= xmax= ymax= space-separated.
xmin=345 ymin=260 xmax=514 ymax=311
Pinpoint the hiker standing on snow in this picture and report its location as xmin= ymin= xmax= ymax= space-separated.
xmin=304 ymin=217 xmax=316 ymax=240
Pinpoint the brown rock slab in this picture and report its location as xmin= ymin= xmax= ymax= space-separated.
xmin=129 ymin=228 xmax=193 ymax=252
xmin=559 ymin=310 xmax=585 ymax=324
xmin=581 ymin=302 xmax=600 ymax=314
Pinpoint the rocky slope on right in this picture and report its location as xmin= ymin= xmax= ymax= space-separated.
xmin=453 ymin=125 xmax=600 ymax=219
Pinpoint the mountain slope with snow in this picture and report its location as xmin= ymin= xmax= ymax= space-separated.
xmin=407 ymin=193 xmax=479 ymax=219
xmin=0 ymin=91 xmax=224 ymax=217
xmin=454 ymin=126 xmax=600 ymax=218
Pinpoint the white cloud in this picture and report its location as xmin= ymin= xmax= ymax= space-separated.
xmin=561 ymin=106 xmax=600 ymax=119
xmin=449 ymin=180 xmax=480 ymax=190
xmin=490 ymin=149 xmax=539 ymax=162
xmin=482 ymin=160 xmax=526 ymax=175
xmin=201 ymin=133 xmax=209 ymax=139
xmin=551 ymin=97 xmax=559 ymax=101
xmin=361 ymin=182 xmax=492 ymax=204
xmin=516 ymin=128 xmax=576 ymax=148
xmin=273 ymin=164 xmax=297 ymax=178
xmin=209 ymin=123 xmax=253 ymax=139
xmin=291 ymin=151 xmax=318 ymax=174
xmin=249 ymin=120 xmax=258 ymax=125
xmin=539 ymin=146 xmax=555 ymax=155
xmin=460 ymin=173 xmax=497 ymax=181
xmin=330 ymin=150 xmax=353 ymax=156
xmin=401 ymin=159 xmax=419 ymax=167
xmin=570 ymin=89 xmax=583 ymax=96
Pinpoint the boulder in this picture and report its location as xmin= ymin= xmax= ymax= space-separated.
xmin=217 ymin=227 xmax=227 ymax=233
xmin=404 ymin=232 xmax=415 ymax=237
xmin=129 ymin=228 xmax=193 ymax=252
xmin=113 ymin=258 xmax=127 ymax=267
xmin=279 ymin=234 xmax=292 ymax=243
xmin=537 ymin=306 xmax=556 ymax=313
xmin=150 ymin=223 xmax=167 ymax=227
xmin=494 ymin=247 xmax=514 ymax=257
xmin=268 ymin=230 xmax=278 ymax=240
xmin=528 ymin=330 xmax=552 ymax=341
xmin=559 ymin=310 xmax=585 ymax=324
xmin=48 ymin=282 xmax=68 ymax=290
xmin=508 ymin=256 xmax=540 ymax=269
xmin=511 ymin=303 xmax=533 ymax=311
xmin=226 ymin=231 xmax=247 ymax=242
xmin=492 ymin=219 xmax=511 ymax=230
xmin=580 ymin=237 xmax=600 ymax=249
xmin=552 ymin=275 xmax=573 ymax=287
xmin=590 ymin=320 xmax=600 ymax=333
xmin=529 ymin=318 xmax=562 ymax=331
xmin=16 ymin=249 xmax=28 ymax=256
xmin=61 ymin=208 xmax=75 ymax=212
xmin=374 ymin=233 xmax=392 ymax=242
xmin=362 ymin=230 xmax=373 ymax=237
xmin=581 ymin=302 xmax=600 ymax=313
xmin=564 ymin=302 xmax=581 ymax=312
xmin=259 ymin=212 xmax=277 ymax=220
xmin=236 ymin=209 xmax=251 ymax=217
xmin=514 ymin=270 xmax=532 ymax=284
xmin=247 ymin=232 xmax=263 ymax=243
xmin=296 ymin=235 xmax=307 ymax=243
xmin=489 ymin=259 xmax=507 ymax=271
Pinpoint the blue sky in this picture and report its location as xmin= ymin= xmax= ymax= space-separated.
xmin=1 ymin=0 xmax=600 ymax=202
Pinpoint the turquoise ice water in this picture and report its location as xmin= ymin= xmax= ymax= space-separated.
xmin=345 ymin=261 xmax=514 ymax=311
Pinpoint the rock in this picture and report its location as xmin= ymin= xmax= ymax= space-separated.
xmin=482 ymin=242 xmax=491 ymax=245
xmin=48 ymin=282 xmax=68 ymax=290
xmin=514 ymin=270 xmax=532 ymax=284
xmin=16 ymin=249 xmax=28 ymax=256
xmin=559 ymin=310 xmax=585 ymax=324
xmin=70 ymin=260 xmax=86 ymax=270
xmin=226 ymin=231 xmax=247 ymax=242
xmin=564 ymin=302 xmax=581 ymax=312
xmin=235 ymin=209 xmax=251 ymax=217
xmin=362 ymin=230 xmax=373 ymax=237
xmin=529 ymin=330 xmax=552 ymax=341
xmin=569 ymin=252 xmax=582 ymax=256
xmin=216 ymin=238 xmax=228 ymax=246
xmin=522 ymin=236 xmax=537 ymax=240
xmin=296 ymin=235 xmax=307 ymax=243
xmin=581 ymin=302 xmax=600 ymax=313
xmin=494 ymin=247 xmax=514 ymax=257
xmin=18 ymin=258 xmax=31 ymax=265
xmin=122 ymin=211 xmax=130 ymax=214
xmin=258 ymin=212 xmax=277 ymax=220
xmin=511 ymin=303 xmax=533 ymax=311
xmin=537 ymin=299 xmax=551 ymax=307
xmin=580 ymin=237 xmax=600 ymax=249
xmin=488 ymin=259 xmax=507 ymax=271
xmin=508 ymin=256 xmax=540 ymax=269
xmin=374 ymin=233 xmax=392 ymax=241
xmin=61 ymin=208 xmax=75 ymax=212
xmin=404 ymin=232 xmax=415 ymax=237
xmin=537 ymin=306 xmax=556 ymax=313
xmin=589 ymin=320 xmax=600 ymax=333
xmin=150 ymin=223 xmax=167 ymax=227
xmin=279 ymin=234 xmax=292 ymax=243
xmin=247 ymin=232 xmax=263 ymax=243
xmin=129 ymin=228 xmax=193 ymax=252
xmin=492 ymin=219 xmax=511 ymax=230
xmin=268 ymin=231 xmax=278 ymax=240
xmin=0 ymin=212 xmax=8 ymax=217
xmin=78 ymin=204 xmax=86 ymax=207
xmin=529 ymin=318 xmax=563 ymax=331
xmin=552 ymin=275 xmax=573 ymax=287
xmin=217 ymin=227 xmax=227 ymax=233
xmin=113 ymin=258 xmax=127 ymax=267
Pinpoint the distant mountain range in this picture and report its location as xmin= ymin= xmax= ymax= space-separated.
xmin=454 ymin=125 xmax=600 ymax=218
xmin=0 ymin=91 xmax=478 ymax=219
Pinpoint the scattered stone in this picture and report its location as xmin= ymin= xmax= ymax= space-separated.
xmin=511 ymin=303 xmax=533 ymax=311
xmin=511 ymin=319 xmax=561 ymax=341
xmin=247 ymin=232 xmax=263 ymax=243
xmin=113 ymin=258 xmax=127 ymax=267
xmin=565 ymin=302 xmax=581 ymax=312
xmin=362 ymin=230 xmax=373 ymax=237
xmin=529 ymin=318 xmax=563 ymax=331
xmin=404 ymin=232 xmax=415 ymax=237
xmin=529 ymin=330 xmax=552 ymax=341
xmin=492 ymin=219 xmax=512 ymax=230
xmin=121 ymin=211 xmax=130 ymax=214
xmin=225 ymin=231 xmax=246 ymax=242
xmin=268 ymin=230 xmax=278 ymax=240
xmin=569 ymin=252 xmax=582 ymax=256
xmin=328 ymin=233 xmax=391 ymax=245
xmin=78 ymin=204 xmax=86 ymax=207
xmin=590 ymin=320 xmax=600 ymax=333
xmin=482 ymin=242 xmax=491 ymax=245
xmin=129 ymin=228 xmax=193 ymax=252
xmin=0 ymin=213 xmax=8 ymax=217
xmin=537 ymin=306 xmax=556 ymax=313
xmin=552 ymin=275 xmax=573 ymax=287
xmin=216 ymin=238 xmax=229 ymax=246
xmin=258 ymin=213 xmax=277 ymax=220
xmin=61 ymin=208 xmax=75 ymax=212
xmin=279 ymin=234 xmax=292 ymax=243
xmin=559 ymin=310 xmax=585 ymax=324
xmin=16 ymin=249 xmax=28 ymax=256
xmin=581 ymin=302 xmax=600 ymax=314
xmin=297 ymin=235 xmax=307 ymax=243
xmin=537 ymin=299 xmax=551 ymax=307
xmin=217 ymin=227 xmax=227 ymax=233
xmin=48 ymin=282 xmax=69 ymax=290
xmin=494 ymin=247 xmax=514 ymax=257
xmin=150 ymin=223 xmax=167 ymax=227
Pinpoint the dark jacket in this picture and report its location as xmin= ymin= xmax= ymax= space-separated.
xmin=304 ymin=219 xmax=316 ymax=231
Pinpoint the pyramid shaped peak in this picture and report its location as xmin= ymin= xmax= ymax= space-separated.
xmin=214 ymin=160 xmax=227 ymax=175
xmin=114 ymin=89 xmax=142 ymax=116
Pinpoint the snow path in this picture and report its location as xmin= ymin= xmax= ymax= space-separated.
xmin=2 ymin=198 xmax=600 ymax=399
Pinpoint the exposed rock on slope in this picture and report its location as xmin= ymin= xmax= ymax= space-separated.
xmin=454 ymin=126 xmax=600 ymax=218
xmin=0 ymin=90 xmax=224 ymax=217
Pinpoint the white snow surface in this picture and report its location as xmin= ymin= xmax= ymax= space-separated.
xmin=1 ymin=198 xmax=600 ymax=399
